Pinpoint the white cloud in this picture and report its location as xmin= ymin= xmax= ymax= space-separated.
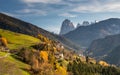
xmin=105 ymin=2 xmax=120 ymax=12
xmin=21 ymin=0 xmax=62 ymax=4
xmin=71 ymin=0 xmax=120 ymax=13
xmin=59 ymin=13 xmax=77 ymax=17
xmin=17 ymin=9 xmax=47 ymax=16
xmin=48 ymin=27 xmax=60 ymax=34
xmin=18 ymin=0 xmax=120 ymax=18
xmin=72 ymin=6 xmax=103 ymax=13
xmin=43 ymin=25 xmax=60 ymax=34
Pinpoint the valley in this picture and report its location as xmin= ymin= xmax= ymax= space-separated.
xmin=0 ymin=13 xmax=120 ymax=75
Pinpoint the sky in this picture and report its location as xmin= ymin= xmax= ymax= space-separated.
xmin=1 ymin=0 xmax=120 ymax=34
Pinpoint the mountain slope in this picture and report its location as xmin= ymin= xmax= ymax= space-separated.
xmin=0 ymin=13 xmax=55 ymax=39
xmin=0 ymin=13 xmax=80 ymax=50
xmin=88 ymin=34 xmax=120 ymax=60
xmin=64 ymin=18 xmax=120 ymax=48
xmin=0 ymin=52 xmax=30 ymax=75
xmin=104 ymin=45 xmax=120 ymax=66
xmin=0 ymin=29 xmax=68 ymax=75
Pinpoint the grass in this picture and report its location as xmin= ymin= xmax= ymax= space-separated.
xmin=0 ymin=52 xmax=31 ymax=75
xmin=0 ymin=29 xmax=41 ymax=49
xmin=0 ymin=51 xmax=6 ymax=56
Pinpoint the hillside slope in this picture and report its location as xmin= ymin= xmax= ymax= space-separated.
xmin=0 ymin=13 xmax=80 ymax=50
xmin=88 ymin=34 xmax=120 ymax=59
xmin=0 ymin=51 xmax=30 ymax=75
xmin=0 ymin=29 xmax=40 ymax=49
xmin=104 ymin=45 xmax=120 ymax=66
xmin=0 ymin=26 xmax=120 ymax=75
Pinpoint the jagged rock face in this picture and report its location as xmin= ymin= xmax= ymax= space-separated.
xmin=59 ymin=19 xmax=75 ymax=35
xmin=77 ymin=21 xmax=90 ymax=28
xmin=82 ymin=21 xmax=90 ymax=26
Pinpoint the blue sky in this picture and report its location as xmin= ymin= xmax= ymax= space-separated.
xmin=1 ymin=0 xmax=120 ymax=34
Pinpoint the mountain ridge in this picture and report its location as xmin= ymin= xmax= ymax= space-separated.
xmin=64 ymin=18 xmax=120 ymax=48
xmin=0 ymin=13 xmax=81 ymax=50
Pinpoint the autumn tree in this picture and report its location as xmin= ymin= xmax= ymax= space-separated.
xmin=54 ymin=62 xmax=67 ymax=75
xmin=40 ymin=51 xmax=48 ymax=62
xmin=0 ymin=35 xmax=8 ymax=47
xmin=31 ymin=55 xmax=39 ymax=73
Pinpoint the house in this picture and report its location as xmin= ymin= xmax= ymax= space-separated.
xmin=54 ymin=52 xmax=64 ymax=60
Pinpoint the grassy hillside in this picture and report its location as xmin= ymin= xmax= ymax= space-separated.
xmin=0 ymin=29 xmax=40 ymax=75
xmin=0 ymin=52 xmax=30 ymax=75
xmin=0 ymin=29 xmax=40 ymax=49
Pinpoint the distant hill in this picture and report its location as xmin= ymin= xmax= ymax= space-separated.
xmin=104 ymin=45 xmax=120 ymax=66
xmin=0 ymin=13 xmax=80 ymax=50
xmin=88 ymin=34 xmax=120 ymax=60
xmin=64 ymin=18 xmax=120 ymax=48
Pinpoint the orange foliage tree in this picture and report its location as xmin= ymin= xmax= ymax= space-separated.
xmin=0 ymin=37 xmax=8 ymax=47
xmin=40 ymin=51 xmax=48 ymax=62
xmin=98 ymin=60 xmax=109 ymax=67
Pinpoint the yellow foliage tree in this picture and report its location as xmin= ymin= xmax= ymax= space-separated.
xmin=0 ymin=37 xmax=8 ymax=47
xmin=37 ymin=34 xmax=49 ymax=43
xmin=40 ymin=51 xmax=48 ymax=62
xmin=55 ymin=66 xmax=67 ymax=75
xmin=98 ymin=60 xmax=109 ymax=67
xmin=38 ymin=34 xmax=44 ymax=42
xmin=48 ymin=53 xmax=55 ymax=64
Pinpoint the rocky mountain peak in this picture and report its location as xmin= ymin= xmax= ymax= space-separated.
xmin=82 ymin=21 xmax=90 ymax=26
xmin=59 ymin=19 xmax=75 ymax=35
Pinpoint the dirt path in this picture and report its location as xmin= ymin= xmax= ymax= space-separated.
xmin=0 ymin=53 xmax=10 ymax=59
